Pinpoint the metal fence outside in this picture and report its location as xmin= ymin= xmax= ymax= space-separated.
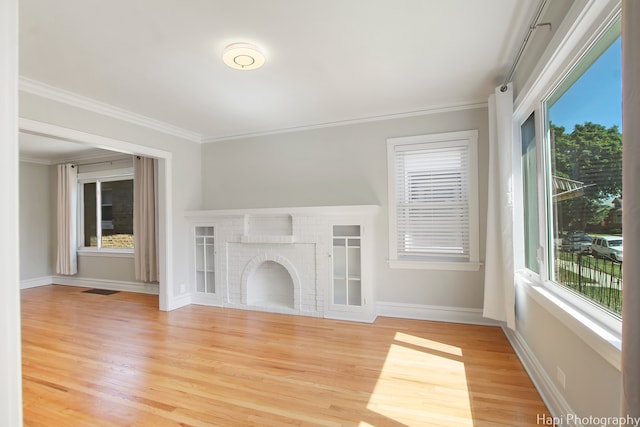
xmin=554 ymin=250 xmax=623 ymax=315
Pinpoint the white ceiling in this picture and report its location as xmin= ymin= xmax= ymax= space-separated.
xmin=19 ymin=0 xmax=534 ymax=144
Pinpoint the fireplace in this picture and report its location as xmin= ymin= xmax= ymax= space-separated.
xmin=186 ymin=205 xmax=378 ymax=321
xmin=229 ymin=240 xmax=317 ymax=316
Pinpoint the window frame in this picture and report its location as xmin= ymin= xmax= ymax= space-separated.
xmin=513 ymin=0 xmax=622 ymax=367
xmin=387 ymin=130 xmax=481 ymax=271
xmin=77 ymin=167 xmax=134 ymax=255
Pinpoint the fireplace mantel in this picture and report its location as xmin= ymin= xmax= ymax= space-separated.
xmin=185 ymin=204 xmax=379 ymax=220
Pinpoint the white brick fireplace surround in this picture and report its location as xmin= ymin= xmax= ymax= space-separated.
xmin=185 ymin=205 xmax=378 ymax=322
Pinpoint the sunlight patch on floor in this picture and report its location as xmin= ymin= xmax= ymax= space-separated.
xmin=365 ymin=333 xmax=473 ymax=426
xmin=394 ymin=332 xmax=463 ymax=356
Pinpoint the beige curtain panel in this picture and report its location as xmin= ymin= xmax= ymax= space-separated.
xmin=55 ymin=163 xmax=78 ymax=275
xmin=134 ymin=156 xmax=159 ymax=283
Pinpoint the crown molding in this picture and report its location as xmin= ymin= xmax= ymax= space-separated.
xmin=201 ymin=100 xmax=488 ymax=143
xmin=19 ymin=77 xmax=489 ymax=145
xmin=19 ymin=77 xmax=202 ymax=143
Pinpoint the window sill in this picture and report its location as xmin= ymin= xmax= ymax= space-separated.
xmin=516 ymin=271 xmax=621 ymax=371
xmin=77 ymin=248 xmax=134 ymax=258
xmin=388 ymin=259 xmax=483 ymax=271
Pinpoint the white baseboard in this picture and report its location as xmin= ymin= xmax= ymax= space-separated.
xmin=502 ymin=326 xmax=577 ymax=426
xmin=376 ymin=301 xmax=501 ymax=326
xmin=166 ymin=293 xmax=191 ymax=311
xmin=52 ymin=276 xmax=159 ymax=295
xmin=20 ymin=276 xmax=53 ymax=289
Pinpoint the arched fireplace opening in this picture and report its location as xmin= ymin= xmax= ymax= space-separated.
xmin=245 ymin=259 xmax=297 ymax=309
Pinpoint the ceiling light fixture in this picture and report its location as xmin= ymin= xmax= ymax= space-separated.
xmin=222 ymin=43 xmax=265 ymax=71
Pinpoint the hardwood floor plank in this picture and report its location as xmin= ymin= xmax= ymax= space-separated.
xmin=21 ymin=285 xmax=549 ymax=426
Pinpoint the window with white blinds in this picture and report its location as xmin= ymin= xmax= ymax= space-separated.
xmin=387 ymin=130 xmax=480 ymax=270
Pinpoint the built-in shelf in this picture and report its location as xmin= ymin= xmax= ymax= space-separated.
xmin=194 ymin=226 xmax=216 ymax=296
xmin=332 ymin=225 xmax=362 ymax=307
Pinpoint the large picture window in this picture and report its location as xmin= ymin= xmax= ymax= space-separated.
xmin=387 ymin=130 xmax=480 ymax=270
xmin=522 ymin=20 xmax=622 ymax=316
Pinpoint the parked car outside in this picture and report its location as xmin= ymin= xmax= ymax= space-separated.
xmin=591 ymin=235 xmax=623 ymax=262
xmin=561 ymin=232 xmax=592 ymax=253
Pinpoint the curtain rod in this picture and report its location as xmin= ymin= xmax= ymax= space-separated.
xmin=500 ymin=0 xmax=551 ymax=92
xmin=75 ymin=156 xmax=133 ymax=168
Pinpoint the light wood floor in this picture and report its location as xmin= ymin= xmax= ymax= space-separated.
xmin=21 ymin=285 xmax=550 ymax=426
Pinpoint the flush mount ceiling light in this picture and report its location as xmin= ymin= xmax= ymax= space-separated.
xmin=222 ymin=43 xmax=265 ymax=71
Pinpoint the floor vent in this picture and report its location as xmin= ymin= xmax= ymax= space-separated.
xmin=83 ymin=289 xmax=119 ymax=295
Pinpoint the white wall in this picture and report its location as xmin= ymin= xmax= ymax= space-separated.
xmin=75 ymin=255 xmax=137 ymax=282
xmin=201 ymin=107 xmax=490 ymax=317
xmin=514 ymin=284 xmax=621 ymax=418
xmin=19 ymin=161 xmax=52 ymax=281
xmin=19 ymin=91 xmax=202 ymax=308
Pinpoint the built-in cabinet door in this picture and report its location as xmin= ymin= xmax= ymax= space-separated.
xmin=195 ymin=226 xmax=215 ymax=294
xmin=332 ymin=225 xmax=362 ymax=307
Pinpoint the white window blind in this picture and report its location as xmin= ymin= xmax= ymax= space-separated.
xmin=395 ymin=141 xmax=469 ymax=258
xmin=387 ymin=130 xmax=479 ymax=269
